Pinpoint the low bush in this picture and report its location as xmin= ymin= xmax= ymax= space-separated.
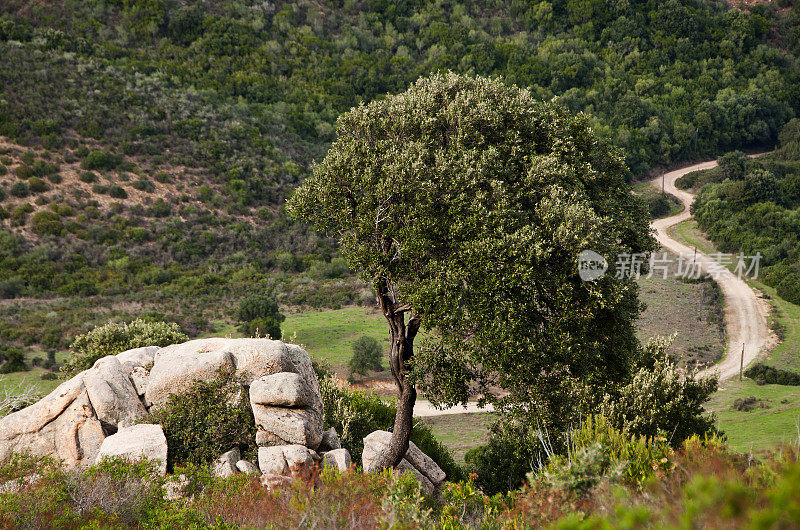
xmin=64 ymin=318 xmax=187 ymax=374
xmin=31 ymin=210 xmax=63 ymax=236
xmin=0 ymin=345 xmax=27 ymax=373
xmin=348 ymin=335 xmax=383 ymax=379
xmin=744 ymin=363 xmax=800 ymax=385
xmin=108 ymin=184 xmax=127 ymax=199
xmin=539 ymin=415 xmax=673 ymax=493
xmin=601 ymin=343 xmax=718 ymax=446
xmin=79 ymin=170 xmax=97 ymax=183
xmin=28 ymin=176 xmax=48 ymax=193
xmin=147 ymin=369 xmax=257 ymax=469
xmin=81 ymin=149 xmax=121 ymax=170
xmin=10 ymin=180 xmax=29 ymax=197
xmin=465 ymin=420 xmax=539 ymax=495
xmin=132 ymin=178 xmax=155 ymax=192
xmin=2 ymin=438 xmax=800 ymax=528
xmin=236 ymin=294 xmax=284 ymax=339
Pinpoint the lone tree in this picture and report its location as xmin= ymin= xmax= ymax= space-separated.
xmin=236 ymin=295 xmax=285 ymax=339
xmin=289 ymin=73 xmax=655 ymax=471
xmin=348 ymin=336 xmax=384 ymax=379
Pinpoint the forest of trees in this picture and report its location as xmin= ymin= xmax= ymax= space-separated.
xmin=0 ymin=0 xmax=799 ymax=347
xmin=690 ymin=119 xmax=800 ymax=305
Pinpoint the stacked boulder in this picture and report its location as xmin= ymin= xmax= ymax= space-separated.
xmin=0 ymin=338 xmax=345 ymax=483
xmin=0 ymin=337 xmax=445 ymax=495
xmin=362 ymin=431 xmax=446 ymax=495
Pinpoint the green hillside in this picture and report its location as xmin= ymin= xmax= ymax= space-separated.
xmin=0 ymin=0 xmax=798 ymax=356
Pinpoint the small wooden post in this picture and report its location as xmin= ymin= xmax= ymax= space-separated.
xmin=693 ymin=246 xmax=697 ymax=265
xmin=739 ymin=343 xmax=745 ymax=381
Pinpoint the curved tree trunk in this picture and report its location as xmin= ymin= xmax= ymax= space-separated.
xmin=368 ymin=278 xmax=421 ymax=471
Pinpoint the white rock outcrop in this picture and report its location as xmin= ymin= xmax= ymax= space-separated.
xmin=83 ymin=356 xmax=148 ymax=430
xmin=362 ymin=430 xmax=446 ymax=495
xmin=322 ymin=448 xmax=352 ymax=472
xmin=95 ymin=424 xmax=168 ymax=475
xmin=258 ymin=444 xmax=318 ymax=477
xmin=212 ymin=448 xmax=241 ymax=478
xmin=0 ymin=338 xmax=324 ymax=477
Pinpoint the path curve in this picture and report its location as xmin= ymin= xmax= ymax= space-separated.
xmin=649 ymin=160 xmax=770 ymax=380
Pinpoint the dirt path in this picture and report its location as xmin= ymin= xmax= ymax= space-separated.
xmin=649 ymin=160 xmax=770 ymax=380
xmin=412 ymin=400 xmax=494 ymax=418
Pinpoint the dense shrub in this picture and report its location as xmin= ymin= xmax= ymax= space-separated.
xmin=64 ymin=318 xmax=187 ymax=374
xmin=0 ymin=345 xmax=27 ymax=373
xmin=348 ymin=336 xmax=384 ymax=379
xmin=147 ymin=369 xmax=257 ymax=468
xmin=601 ymin=351 xmax=718 ymax=446
xmin=79 ymin=170 xmax=97 ymax=183
xmin=465 ymin=420 xmax=539 ymax=495
xmin=31 ymin=210 xmax=63 ymax=236
xmin=108 ymin=185 xmax=127 ymax=199
xmin=540 ymin=415 xmax=672 ymax=493
xmin=81 ymin=149 xmax=121 ymax=170
xmin=744 ymin=363 xmax=800 ymax=385
xmin=644 ymin=192 xmax=682 ymax=219
xmin=10 ymin=180 xmax=29 ymax=197
xmin=236 ymin=294 xmax=284 ymax=339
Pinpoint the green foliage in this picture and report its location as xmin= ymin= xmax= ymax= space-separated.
xmin=539 ymin=415 xmax=673 ymax=493
xmin=236 ymin=294 xmax=285 ymax=339
xmin=692 ymin=139 xmax=800 ymax=306
xmin=9 ymin=180 xmax=28 ymax=198
xmin=147 ymin=368 xmax=257 ymax=468
xmin=78 ymin=170 xmax=97 ymax=183
xmin=465 ymin=420 xmax=540 ymax=495
xmin=744 ymin=363 xmax=800 ymax=385
xmin=108 ymin=184 xmax=128 ymax=199
xmin=81 ymin=149 xmax=121 ymax=170
xmin=348 ymin=336 xmax=383 ymax=378
xmin=30 ymin=210 xmax=63 ymax=236
xmin=317 ymin=375 xmax=464 ymax=481
xmin=290 ymin=72 xmax=656 ymax=441
xmin=601 ymin=337 xmax=718 ymax=446
xmin=64 ymin=318 xmax=187 ymax=374
xmin=0 ymin=345 xmax=27 ymax=373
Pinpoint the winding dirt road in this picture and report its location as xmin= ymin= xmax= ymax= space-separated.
xmin=649 ymin=160 xmax=770 ymax=380
xmin=411 ymin=159 xmax=770 ymax=415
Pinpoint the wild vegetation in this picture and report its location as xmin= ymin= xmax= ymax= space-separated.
xmin=2 ymin=425 xmax=800 ymax=528
xmin=0 ymin=0 xmax=798 ymax=357
xmin=1 ymin=0 xmax=799 ymax=523
xmin=686 ymin=119 xmax=800 ymax=305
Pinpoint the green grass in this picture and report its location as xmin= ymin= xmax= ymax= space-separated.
xmin=0 ymin=368 xmax=62 ymax=396
xmin=636 ymin=250 xmax=725 ymax=369
xmin=632 ymin=181 xmax=684 ymax=219
xmin=421 ymin=413 xmax=496 ymax=463
xmin=282 ymin=306 xmax=388 ymax=375
xmin=706 ymin=379 xmax=800 ymax=452
xmin=667 ymin=219 xmax=717 ymax=256
xmin=751 ymin=283 xmax=800 ymax=372
xmin=668 ymin=219 xmax=800 ymax=372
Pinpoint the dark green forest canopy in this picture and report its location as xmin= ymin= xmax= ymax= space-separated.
xmin=1 ymin=0 xmax=797 ymax=190
xmin=691 ymin=119 xmax=800 ymax=305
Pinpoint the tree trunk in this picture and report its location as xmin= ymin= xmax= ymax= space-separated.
xmin=368 ymin=278 xmax=420 ymax=471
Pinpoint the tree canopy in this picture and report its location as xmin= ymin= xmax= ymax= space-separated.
xmin=290 ymin=72 xmax=657 ymax=466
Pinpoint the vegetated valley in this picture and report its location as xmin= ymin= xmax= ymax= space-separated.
xmin=2 ymin=0 xmax=800 ymax=527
